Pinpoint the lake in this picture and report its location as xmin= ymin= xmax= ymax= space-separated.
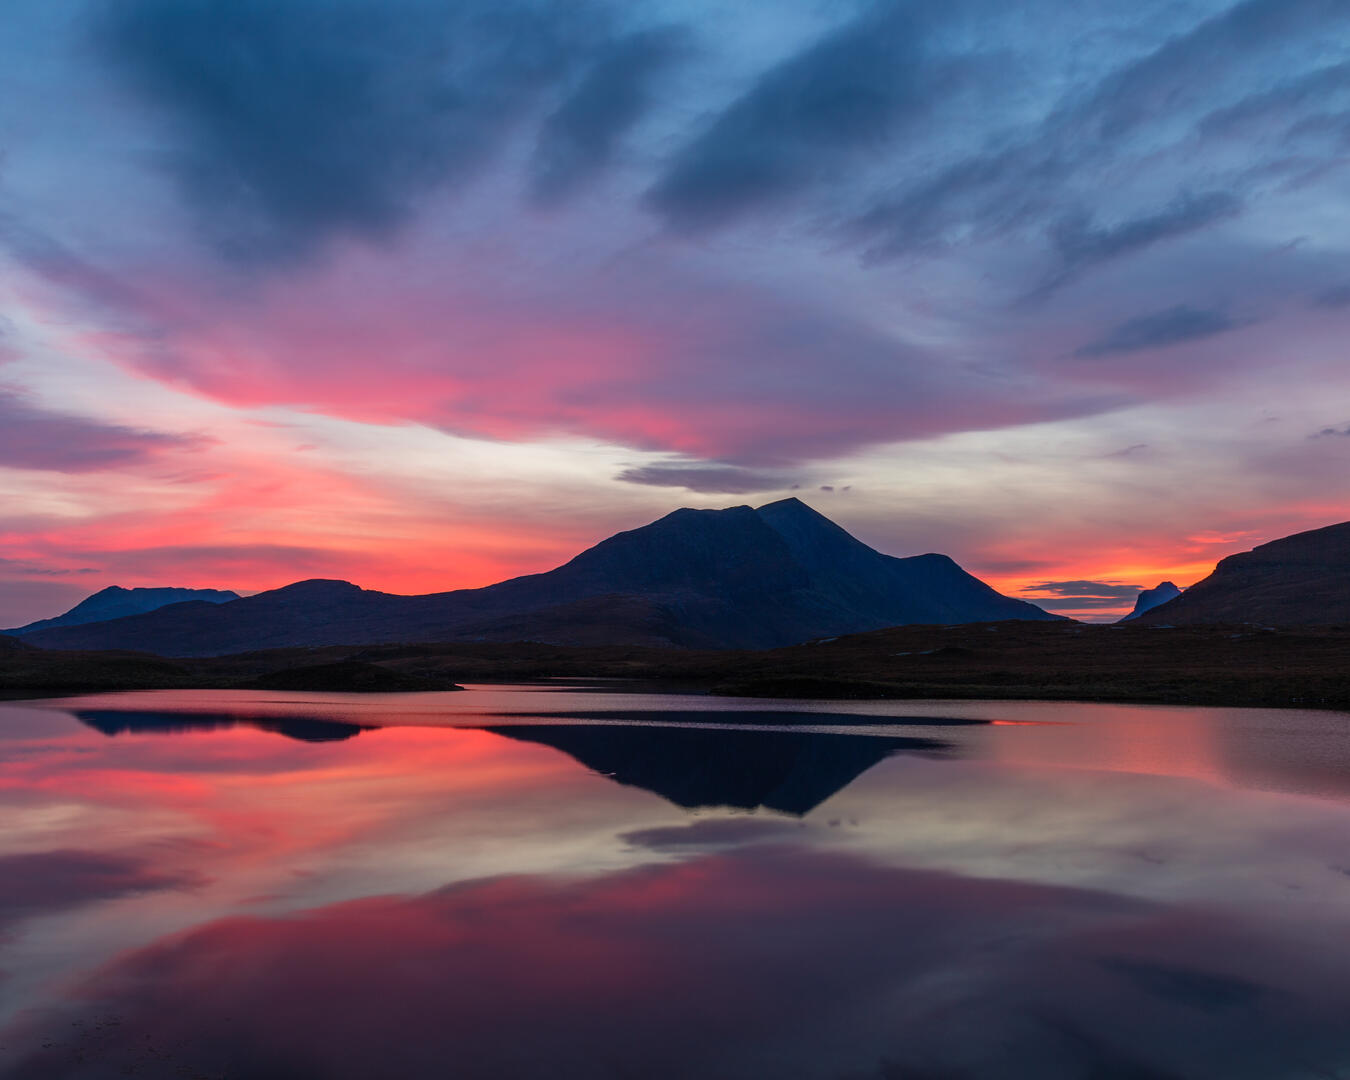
xmin=3 ymin=686 xmax=1350 ymax=1079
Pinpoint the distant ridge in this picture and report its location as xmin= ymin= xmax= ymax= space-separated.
xmin=1135 ymin=521 xmax=1350 ymax=626
xmin=20 ymin=499 xmax=1061 ymax=656
xmin=1119 ymin=581 xmax=1182 ymax=622
xmin=6 ymin=586 xmax=240 ymax=636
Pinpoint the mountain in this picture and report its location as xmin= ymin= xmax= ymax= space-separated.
xmin=19 ymin=498 xmax=1060 ymax=656
xmin=1118 ymin=581 xmax=1182 ymax=622
xmin=1134 ymin=521 xmax=1350 ymax=626
xmin=6 ymin=586 xmax=239 ymax=636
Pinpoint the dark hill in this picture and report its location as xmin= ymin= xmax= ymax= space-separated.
xmin=1136 ymin=521 xmax=1350 ymax=626
xmin=237 ymin=660 xmax=463 ymax=692
xmin=7 ymin=585 xmax=239 ymax=636
xmin=10 ymin=621 xmax=1350 ymax=708
xmin=20 ymin=498 xmax=1059 ymax=656
xmin=1119 ymin=581 xmax=1182 ymax=622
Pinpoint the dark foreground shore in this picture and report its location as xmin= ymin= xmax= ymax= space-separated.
xmin=3 ymin=621 xmax=1350 ymax=711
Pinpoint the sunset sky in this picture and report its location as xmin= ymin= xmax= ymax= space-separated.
xmin=3 ymin=0 xmax=1349 ymax=624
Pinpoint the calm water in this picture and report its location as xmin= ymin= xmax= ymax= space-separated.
xmin=3 ymin=686 xmax=1350 ymax=1079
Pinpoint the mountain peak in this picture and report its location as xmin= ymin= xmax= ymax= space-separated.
xmin=755 ymin=496 xmax=829 ymax=522
xmin=753 ymin=496 xmax=870 ymax=565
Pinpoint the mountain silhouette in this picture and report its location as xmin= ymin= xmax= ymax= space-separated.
xmin=1135 ymin=521 xmax=1350 ymax=626
xmin=1119 ymin=581 xmax=1182 ymax=622
xmin=6 ymin=586 xmax=239 ymax=636
xmin=481 ymin=723 xmax=951 ymax=814
xmin=20 ymin=498 xmax=1059 ymax=656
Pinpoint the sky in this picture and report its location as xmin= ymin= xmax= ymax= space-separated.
xmin=1 ymin=0 xmax=1349 ymax=624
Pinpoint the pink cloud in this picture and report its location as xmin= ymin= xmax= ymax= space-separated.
xmin=92 ymin=252 xmax=1116 ymax=466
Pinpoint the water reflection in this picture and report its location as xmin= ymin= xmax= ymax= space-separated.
xmin=5 ymin=847 xmax=1350 ymax=1080
xmin=485 ymin=723 xmax=950 ymax=813
xmin=2 ymin=691 xmax=1350 ymax=1080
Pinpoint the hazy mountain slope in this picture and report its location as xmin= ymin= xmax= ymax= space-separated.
xmin=21 ymin=581 xmax=414 ymax=657
xmin=7 ymin=586 xmax=239 ymax=635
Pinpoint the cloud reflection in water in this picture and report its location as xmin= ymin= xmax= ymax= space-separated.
xmin=4 ymin=846 xmax=1350 ymax=1080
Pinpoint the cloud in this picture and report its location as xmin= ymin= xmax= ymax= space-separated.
xmin=857 ymin=173 xmax=1239 ymax=291
xmin=0 ymin=211 xmax=150 ymax=316
xmin=646 ymin=6 xmax=963 ymax=230
xmin=531 ymin=27 xmax=686 ymax=205
xmin=1075 ymin=306 xmax=1245 ymax=358
xmin=1187 ymin=530 xmax=1258 ymax=545
xmin=1023 ymin=581 xmax=1148 ymax=599
xmin=1313 ymin=285 xmax=1350 ymax=308
xmin=1310 ymin=424 xmax=1350 ymax=438
xmin=615 ymin=463 xmax=796 ymax=494
xmin=1022 ymin=581 xmax=1148 ymax=609
xmin=1060 ymin=0 xmax=1350 ymax=141
xmin=0 ymin=558 xmax=99 ymax=576
xmin=1199 ymin=60 xmax=1350 ymax=142
xmin=853 ymin=0 xmax=1350 ymax=278
xmin=122 ymin=252 xmax=1122 ymax=466
xmin=1040 ymin=193 xmax=1242 ymax=298
xmin=38 ymin=0 xmax=1349 ymax=476
xmin=0 ymin=389 xmax=203 ymax=472
xmin=977 ymin=558 xmax=1061 ymax=575
xmin=98 ymin=0 xmax=603 ymax=263
xmin=80 ymin=542 xmax=376 ymax=584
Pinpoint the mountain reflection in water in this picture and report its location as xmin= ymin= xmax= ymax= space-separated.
xmin=483 ymin=723 xmax=951 ymax=813
xmin=75 ymin=708 xmax=371 ymax=743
